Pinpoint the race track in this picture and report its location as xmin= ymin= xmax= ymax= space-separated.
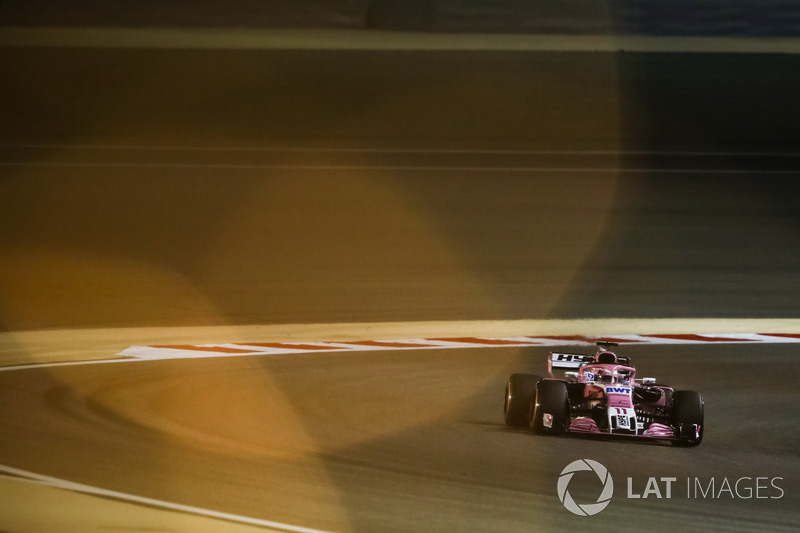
xmin=1 ymin=340 xmax=799 ymax=532
xmin=1 ymin=32 xmax=800 ymax=532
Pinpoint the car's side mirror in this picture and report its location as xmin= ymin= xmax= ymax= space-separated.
xmin=641 ymin=377 xmax=656 ymax=385
xmin=565 ymin=371 xmax=579 ymax=380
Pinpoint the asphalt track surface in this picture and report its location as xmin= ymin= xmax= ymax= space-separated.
xmin=1 ymin=338 xmax=799 ymax=532
xmin=2 ymin=34 xmax=800 ymax=532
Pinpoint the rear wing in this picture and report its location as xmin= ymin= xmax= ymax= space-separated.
xmin=551 ymin=352 xmax=594 ymax=369
xmin=548 ymin=352 xmax=632 ymax=376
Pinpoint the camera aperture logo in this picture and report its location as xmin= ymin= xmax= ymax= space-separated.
xmin=557 ymin=459 xmax=614 ymax=516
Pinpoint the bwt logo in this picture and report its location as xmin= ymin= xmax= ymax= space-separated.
xmin=557 ymin=459 xmax=614 ymax=516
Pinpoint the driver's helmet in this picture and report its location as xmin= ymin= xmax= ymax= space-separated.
xmin=596 ymin=351 xmax=617 ymax=364
xmin=597 ymin=369 xmax=614 ymax=383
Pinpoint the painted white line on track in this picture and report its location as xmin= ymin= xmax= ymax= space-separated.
xmin=4 ymin=332 xmax=800 ymax=372
xmin=4 ymin=144 xmax=800 ymax=157
xmin=114 ymin=332 xmax=800 ymax=361
xmin=0 ymin=357 xmax=139 ymax=372
xmin=2 ymin=28 xmax=800 ymax=54
xmin=0 ymin=465 xmax=332 ymax=533
xmin=1 ymin=162 xmax=799 ymax=174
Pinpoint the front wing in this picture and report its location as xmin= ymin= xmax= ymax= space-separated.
xmin=566 ymin=417 xmax=675 ymax=439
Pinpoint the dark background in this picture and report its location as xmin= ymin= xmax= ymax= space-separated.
xmin=3 ymin=0 xmax=800 ymax=36
xmin=3 ymin=44 xmax=800 ymax=329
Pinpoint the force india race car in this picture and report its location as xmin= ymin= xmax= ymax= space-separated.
xmin=504 ymin=342 xmax=704 ymax=446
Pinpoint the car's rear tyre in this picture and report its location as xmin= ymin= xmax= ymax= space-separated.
xmin=504 ymin=373 xmax=538 ymax=427
xmin=671 ymin=390 xmax=704 ymax=446
xmin=530 ymin=380 xmax=569 ymax=435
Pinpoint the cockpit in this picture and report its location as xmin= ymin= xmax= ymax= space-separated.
xmin=580 ymin=364 xmax=635 ymax=385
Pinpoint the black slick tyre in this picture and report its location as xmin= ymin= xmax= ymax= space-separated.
xmin=504 ymin=373 xmax=537 ymax=427
xmin=530 ymin=380 xmax=569 ymax=435
xmin=671 ymin=390 xmax=704 ymax=447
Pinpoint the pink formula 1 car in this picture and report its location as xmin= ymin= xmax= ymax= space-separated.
xmin=504 ymin=342 xmax=704 ymax=446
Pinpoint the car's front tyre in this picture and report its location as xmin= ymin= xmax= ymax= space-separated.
xmin=671 ymin=390 xmax=704 ymax=446
xmin=530 ymin=380 xmax=569 ymax=435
